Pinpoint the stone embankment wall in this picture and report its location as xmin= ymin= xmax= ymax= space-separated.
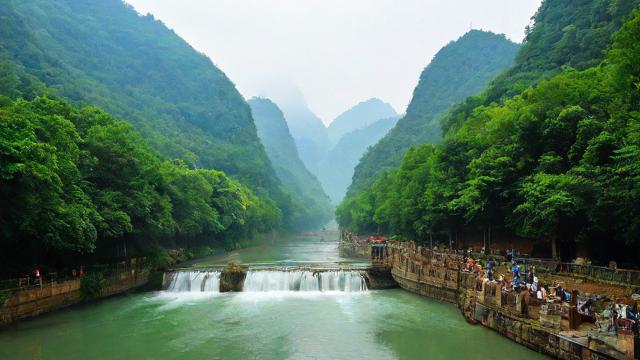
xmin=383 ymin=241 xmax=636 ymax=360
xmin=0 ymin=279 xmax=83 ymax=326
xmin=0 ymin=262 xmax=148 ymax=326
xmin=364 ymin=267 xmax=397 ymax=289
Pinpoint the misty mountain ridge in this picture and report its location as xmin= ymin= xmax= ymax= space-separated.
xmin=258 ymin=93 xmax=402 ymax=205
xmin=248 ymin=97 xmax=332 ymax=229
xmin=327 ymin=98 xmax=398 ymax=146
xmin=284 ymin=106 xmax=329 ymax=177
xmin=319 ymin=115 xmax=401 ymax=203
xmin=348 ymin=29 xmax=521 ymax=194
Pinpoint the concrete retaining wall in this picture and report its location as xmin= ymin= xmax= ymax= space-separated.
xmin=365 ymin=267 xmax=398 ymax=290
xmin=391 ymin=267 xmax=457 ymax=303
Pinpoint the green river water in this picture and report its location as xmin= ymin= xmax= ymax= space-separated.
xmin=0 ymin=231 xmax=548 ymax=360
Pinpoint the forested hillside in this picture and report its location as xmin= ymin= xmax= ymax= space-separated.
xmin=0 ymin=0 xmax=348 ymax=275
xmin=327 ymin=98 xmax=397 ymax=146
xmin=484 ymin=0 xmax=640 ymax=103
xmin=348 ymin=30 xmax=520 ymax=194
xmin=0 ymin=97 xmax=281 ymax=276
xmin=0 ymin=0 xmax=298 ymax=215
xmin=248 ymin=97 xmax=332 ymax=229
xmin=0 ymin=0 xmax=329 ymax=232
xmin=337 ymin=5 xmax=640 ymax=263
xmin=442 ymin=0 xmax=640 ymax=135
xmin=319 ymin=116 xmax=400 ymax=203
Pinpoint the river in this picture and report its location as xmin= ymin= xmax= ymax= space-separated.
xmin=0 ymin=230 xmax=548 ymax=359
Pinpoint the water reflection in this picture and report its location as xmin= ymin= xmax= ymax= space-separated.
xmin=183 ymin=230 xmax=366 ymax=267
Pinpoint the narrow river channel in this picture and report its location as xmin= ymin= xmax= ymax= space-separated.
xmin=0 ymin=231 xmax=548 ymax=359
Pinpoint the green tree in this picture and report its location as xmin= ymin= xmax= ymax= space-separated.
xmin=511 ymin=173 xmax=592 ymax=258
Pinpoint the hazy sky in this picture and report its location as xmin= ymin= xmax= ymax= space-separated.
xmin=125 ymin=0 xmax=541 ymax=124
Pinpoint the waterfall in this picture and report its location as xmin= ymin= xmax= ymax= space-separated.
xmin=166 ymin=271 xmax=221 ymax=292
xmin=165 ymin=269 xmax=368 ymax=293
xmin=242 ymin=270 xmax=367 ymax=292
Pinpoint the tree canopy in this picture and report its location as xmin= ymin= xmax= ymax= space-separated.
xmin=0 ymin=97 xmax=282 ymax=276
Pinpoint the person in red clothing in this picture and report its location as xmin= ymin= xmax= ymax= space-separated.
xmin=32 ymin=265 xmax=42 ymax=287
xmin=32 ymin=265 xmax=41 ymax=279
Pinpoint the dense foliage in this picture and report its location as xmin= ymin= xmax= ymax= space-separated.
xmin=0 ymin=97 xmax=281 ymax=276
xmin=337 ymin=9 xmax=640 ymax=263
xmin=319 ymin=116 xmax=399 ymax=203
xmin=80 ymin=273 xmax=107 ymax=300
xmin=442 ymin=0 xmax=640 ymax=135
xmin=248 ymin=98 xmax=332 ymax=230
xmin=348 ymin=30 xmax=520 ymax=194
xmin=484 ymin=0 xmax=640 ymax=103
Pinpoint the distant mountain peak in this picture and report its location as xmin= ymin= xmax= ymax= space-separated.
xmin=327 ymin=97 xmax=397 ymax=146
xmin=347 ymin=29 xmax=521 ymax=194
xmin=248 ymin=97 xmax=332 ymax=228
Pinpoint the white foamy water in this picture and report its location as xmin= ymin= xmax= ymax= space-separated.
xmin=242 ymin=270 xmax=367 ymax=292
xmin=166 ymin=271 xmax=221 ymax=293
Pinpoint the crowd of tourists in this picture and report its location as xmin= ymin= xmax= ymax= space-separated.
xmin=461 ymin=251 xmax=639 ymax=335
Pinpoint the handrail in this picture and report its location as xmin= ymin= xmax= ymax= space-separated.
xmin=556 ymin=263 xmax=640 ymax=286
xmin=0 ymin=257 xmax=148 ymax=293
xmin=385 ymin=241 xmax=640 ymax=287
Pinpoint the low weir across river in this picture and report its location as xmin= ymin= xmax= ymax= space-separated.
xmin=164 ymin=268 xmax=369 ymax=293
xmin=243 ymin=270 xmax=367 ymax=292
xmin=166 ymin=271 xmax=222 ymax=292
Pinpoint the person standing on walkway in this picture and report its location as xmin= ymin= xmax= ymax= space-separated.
xmin=32 ymin=265 xmax=41 ymax=287
xmin=511 ymin=261 xmax=521 ymax=290
xmin=487 ymin=257 xmax=495 ymax=281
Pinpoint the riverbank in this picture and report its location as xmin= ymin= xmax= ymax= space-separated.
xmin=382 ymin=241 xmax=638 ymax=360
xmin=0 ymin=229 xmax=301 ymax=327
xmin=0 ymin=258 xmax=148 ymax=327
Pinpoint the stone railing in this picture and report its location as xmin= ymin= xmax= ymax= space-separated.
xmin=383 ymin=241 xmax=463 ymax=291
xmin=558 ymin=263 xmax=640 ymax=287
xmin=515 ymin=257 xmax=640 ymax=287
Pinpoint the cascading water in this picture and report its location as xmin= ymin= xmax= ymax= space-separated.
xmin=166 ymin=271 xmax=221 ymax=292
xmin=242 ymin=270 xmax=367 ymax=292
